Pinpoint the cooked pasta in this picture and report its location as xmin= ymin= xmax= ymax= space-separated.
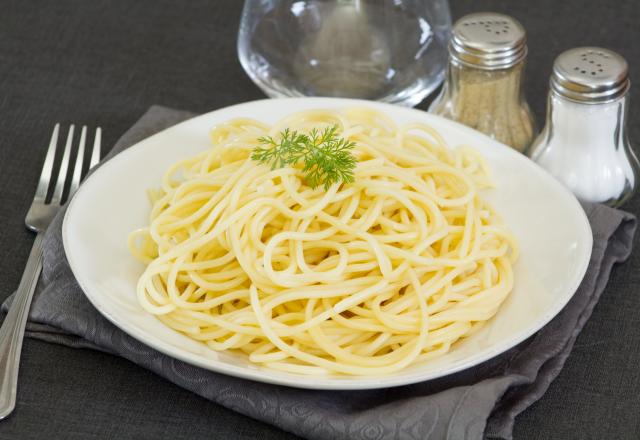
xmin=128 ymin=108 xmax=518 ymax=376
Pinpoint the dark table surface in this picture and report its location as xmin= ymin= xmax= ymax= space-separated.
xmin=1 ymin=0 xmax=639 ymax=439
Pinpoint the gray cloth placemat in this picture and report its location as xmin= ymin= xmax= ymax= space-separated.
xmin=5 ymin=106 xmax=636 ymax=440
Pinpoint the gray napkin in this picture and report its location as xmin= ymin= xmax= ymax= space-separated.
xmin=5 ymin=106 xmax=636 ymax=440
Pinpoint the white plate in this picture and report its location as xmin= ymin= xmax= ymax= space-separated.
xmin=63 ymin=98 xmax=592 ymax=390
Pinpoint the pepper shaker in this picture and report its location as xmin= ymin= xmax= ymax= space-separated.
xmin=429 ymin=12 xmax=536 ymax=152
xmin=528 ymin=47 xmax=639 ymax=207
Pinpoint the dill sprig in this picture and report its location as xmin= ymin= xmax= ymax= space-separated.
xmin=251 ymin=125 xmax=357 ymax=190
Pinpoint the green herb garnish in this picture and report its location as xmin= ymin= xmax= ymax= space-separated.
xmin=251 ymin=126 xmax=357 ymax=190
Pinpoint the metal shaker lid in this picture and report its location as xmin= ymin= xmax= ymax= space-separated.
xmin=449 ymin=12 xmax=527 ymax=70
xmin=551 ymin=47 xmax=629 ymax=103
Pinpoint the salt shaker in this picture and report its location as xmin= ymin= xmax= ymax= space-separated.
xmin=528 ymin=47 xmax=639 ymax=207
xmin=429 ymin=12 xmax=536 ymax=152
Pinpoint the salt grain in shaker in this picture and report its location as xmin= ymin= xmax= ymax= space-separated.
xmin=528 ymin=47 xmax=639 ymax=207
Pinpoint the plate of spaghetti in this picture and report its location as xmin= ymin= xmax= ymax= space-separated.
xmin=62 ymin=98 xmax=592 ymax=389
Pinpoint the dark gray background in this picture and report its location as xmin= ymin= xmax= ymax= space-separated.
xmin=0 ymin=0 xmax=638 ymax=439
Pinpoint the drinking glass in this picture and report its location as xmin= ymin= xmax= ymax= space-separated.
xmin=238 ymin=0 xmax=452 ymax=107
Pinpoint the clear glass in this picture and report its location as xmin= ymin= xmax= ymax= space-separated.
xmin=238 ymin=0 xmax=452 ymax=106
xmin=528 ymin=93 xmax=639 ymax=207
xmin=429 ymin=61 xmax=536 ymax=152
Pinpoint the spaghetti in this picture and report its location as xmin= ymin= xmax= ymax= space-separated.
xmin=128 ymin=108 xmax=518 ymax=376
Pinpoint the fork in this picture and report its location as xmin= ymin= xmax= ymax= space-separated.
xmin=0 ymin=124 xmax=102 ymax=419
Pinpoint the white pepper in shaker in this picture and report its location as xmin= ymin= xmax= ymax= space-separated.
xmin=429 ymin=12 xmax=536 ymax=152
xmin=528 ymin=47 xmax=639 ymax=207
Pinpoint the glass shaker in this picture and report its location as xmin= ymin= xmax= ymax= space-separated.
xmin=429 ymin=12 xmax=536 ymax=152
xmin=528 ymin=47 xmax=639 ymax=207
xmin=238 ymin=0 xmax=452 ymax=107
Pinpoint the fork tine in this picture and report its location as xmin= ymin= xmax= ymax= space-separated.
xmin=34 ymin=124 xmax=60 ymax=201
xmin=69 ymin=126 xmax=87 ymax=197
xmin=51 ymin=125 xmax=75 ymax=204
xmin=89 ymin=127 xmax=101 ymax=169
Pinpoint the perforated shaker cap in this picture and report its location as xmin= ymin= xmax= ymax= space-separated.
xmin=449 ymin=12 xmax=527 ymax=70
xmin=551 ymin=47 xmax=629 ymax=103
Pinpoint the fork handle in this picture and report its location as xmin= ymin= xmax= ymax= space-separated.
xmin=0 ymin=233 xmax=44 ymax=420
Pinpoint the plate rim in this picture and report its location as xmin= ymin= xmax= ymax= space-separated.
xmin=62 ymin=97 xmax=593 ymax=390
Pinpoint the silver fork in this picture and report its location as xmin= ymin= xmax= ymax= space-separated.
xmin=0 ymin=124 xmax=102 ymax=419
